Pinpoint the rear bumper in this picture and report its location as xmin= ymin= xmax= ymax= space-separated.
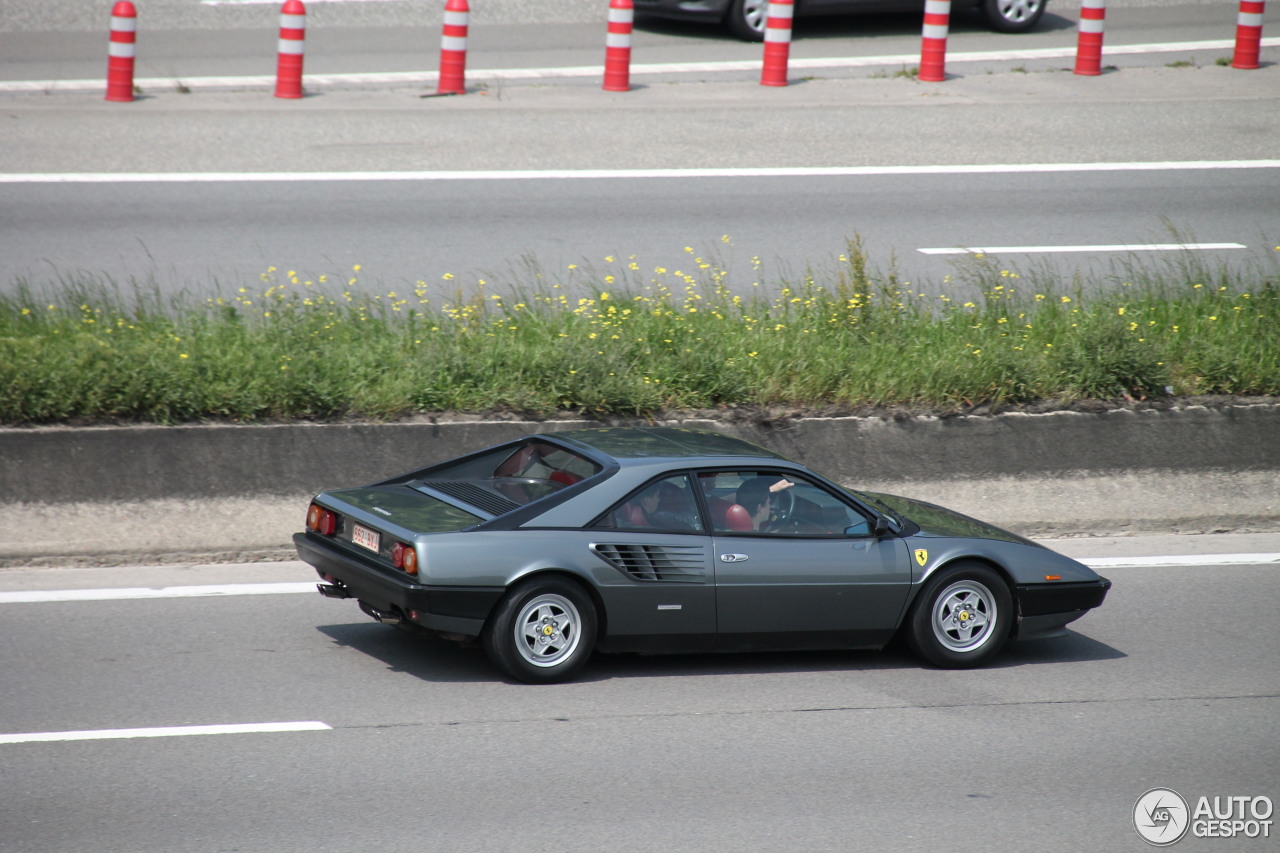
xmin=294 ymin=532 xmax=502 ymax=638
xmin=1013 ymin=577 xmax=1111 ymax=641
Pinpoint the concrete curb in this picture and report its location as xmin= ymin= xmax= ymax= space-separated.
xmin=2 ymin=404 xmax=1278 ymax=566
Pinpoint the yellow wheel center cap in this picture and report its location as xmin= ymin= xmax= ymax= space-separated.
xmin=542 ymin=625 xmax=555 ymax=636
xmin=958 ymin=611 xmax=970 ymax=622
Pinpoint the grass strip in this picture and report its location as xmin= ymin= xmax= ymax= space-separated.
xmin=2 ymin=239 xmax=1277 ymax=425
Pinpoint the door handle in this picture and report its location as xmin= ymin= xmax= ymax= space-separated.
xmin=720 ymin=553 xmax=749 ymax=563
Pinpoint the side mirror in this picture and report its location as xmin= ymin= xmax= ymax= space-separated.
xmin=844 ymin=515 xmax=894 ymax=538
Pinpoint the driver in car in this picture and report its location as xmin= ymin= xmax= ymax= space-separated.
xmin=735 ymin=476 xmax=794 ymax=531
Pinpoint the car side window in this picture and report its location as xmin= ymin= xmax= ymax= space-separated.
xmin=594 ymin=474 xmax=704 ymax=533
xmin=701 ymin=470 xmax=871 ymax=536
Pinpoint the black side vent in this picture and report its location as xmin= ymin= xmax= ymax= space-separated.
xmin=590 ymin=543 xmax=707 ymax=583
xmin=425 ymin=481 xmax=520 ymax=516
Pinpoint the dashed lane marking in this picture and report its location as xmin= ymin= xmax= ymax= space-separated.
xmin=0 ymin=582 xmax=318 ymax=604
xmin=919 ymin=243 xmax=1248 ymax=255
xmin=0 ymin=721 xmax=332 ymax=745
xmin=1080 ymin=553 xmax=1280 ymax=569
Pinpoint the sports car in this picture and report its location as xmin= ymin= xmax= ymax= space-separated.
xmin=635 ymin=0 xmax=1047 ymax=41
xmin=296 ymin=427 xmax=1110 ymax=683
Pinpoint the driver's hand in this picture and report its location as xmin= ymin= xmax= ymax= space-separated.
xmin=769 ymin=479 xmax=794 ymax=493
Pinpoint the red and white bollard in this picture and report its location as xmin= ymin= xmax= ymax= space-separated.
xmin=918 ymin=0 xmax=951 ymax=82
xmin=1231 ymin=0 xmax=1266 ymax=69
xmin=437 ymin=0 xmax=469 ymax=95
xmin=105 ymin=0 xmax=137 ymax=102
xmin=275 ymin=0 xmax=306 ymax=99
xmin=1074 ymin=0 xmax=1106 ymax=76
xmin=760 ymin=0 xmax=794 ymax=87
xmin=603 ymin=0 xmax=634 ymax=92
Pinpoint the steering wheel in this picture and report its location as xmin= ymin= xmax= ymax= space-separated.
xmin=770 ymin=488 xmax=795 ymax=524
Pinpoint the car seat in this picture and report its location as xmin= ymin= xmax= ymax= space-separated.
xmin=723 ymin=503 xmax=753 ymax=532
xmin=550 ymin=469 xmax=582 ymax=486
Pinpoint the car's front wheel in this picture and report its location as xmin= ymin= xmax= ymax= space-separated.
xmin=725 ymin=0 xmax=769 ymax=41
xmin=981 ymin=0 xmax=1045 ymax=33
xmin=484 ymin=577 xmax=597 ymax=683
xmin=906 ymin=563 xmax=1012 ymax=668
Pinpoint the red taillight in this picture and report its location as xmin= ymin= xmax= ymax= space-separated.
xmin=391 ymin=542 xmax=418 ymax=575
xmin=307 ymin=503 xmax=337 ymax=536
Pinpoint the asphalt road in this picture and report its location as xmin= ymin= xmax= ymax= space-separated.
xmin=1 ymin=2 xmax=1277 ymax=297
xmin=1 ymin=540 xmax=1277 ymax=852
xmin=3 ymin=164 xmax=1278 ymax=299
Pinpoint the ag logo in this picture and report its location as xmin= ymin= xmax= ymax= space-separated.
xmin=914 ymin=549 xmax=928 ymax=567
xmin=1134 ymin=788 xmax=1190 ymax=846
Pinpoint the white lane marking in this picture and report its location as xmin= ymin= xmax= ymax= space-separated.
xmin=2 ymin=553 xmax=1278 ymax=604
xmin=1080 ymin=553 xmax=1280 ymax=569
xmin=919 ymin=242 xmax=1248 ymax=255
xmin=0 ymin=582 xmax=317 ymax=604
xmin=2 ymin=160 xmax=1278 ymax=184
xmin=0 ymin=721 xmax=332 ymax=745
xmin=3 ymin=38 xmax=1277 ymax=93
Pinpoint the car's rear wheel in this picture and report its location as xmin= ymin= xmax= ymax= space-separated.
xmin=484 ymin=578 xmax=597 ymax=684
xmin=981 ymin=0 xmax=1045 ymax=33
xmin=906 ymin=563 xmax=1012 ymax=668
xmin=726 ymin=0 xmax=769 ymax=41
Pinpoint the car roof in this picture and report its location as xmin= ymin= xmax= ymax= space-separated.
xmin=543 ymin=427 xmax=788 ymax=464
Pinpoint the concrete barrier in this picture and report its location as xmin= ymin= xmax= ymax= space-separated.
xmin=3 ymin=404 xmax=1278 ymax=504
xmin=2 ymin=403 xmax=1277 ymax=565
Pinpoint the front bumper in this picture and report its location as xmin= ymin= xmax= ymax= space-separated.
xmin=1013 ymin=577 xmax=1112 ymax=641
xmin=294 ymin=532 xmax=503 ymax=638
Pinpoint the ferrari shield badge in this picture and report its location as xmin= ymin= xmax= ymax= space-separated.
xmin=914 ymin=549 xmax=928 ymax=567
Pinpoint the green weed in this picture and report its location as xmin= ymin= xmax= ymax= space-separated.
xmin=2 ymin=241 xmax=1277 ymax=424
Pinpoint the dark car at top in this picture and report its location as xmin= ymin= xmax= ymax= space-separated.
xmin=296 ymin=427 xmax=1109 ymax=683
xmin=636 ymin=0 xmax=1047 ymax=41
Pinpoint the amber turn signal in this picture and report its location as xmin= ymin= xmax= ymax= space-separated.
xmin=391 ymin=542 xmax=419 ymax=575
xmin=306 ymin=503 xmax=337 ymax=536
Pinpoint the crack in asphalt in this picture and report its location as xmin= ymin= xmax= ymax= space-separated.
xmin=337 ymin=691 xmax=1280 ymax=731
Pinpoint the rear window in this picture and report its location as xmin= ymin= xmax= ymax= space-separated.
xmin=416 ymin=439 xmax=603 ymax=511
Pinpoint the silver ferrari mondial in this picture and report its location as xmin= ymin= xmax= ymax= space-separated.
xmin=296 ymin=427 xmax=1110 ymax=683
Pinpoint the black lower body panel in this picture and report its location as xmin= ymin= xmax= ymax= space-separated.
xmin=295 ymin=532 xmax=502 ymax=638
xmin=1014 ymin=578 xmax=1111 ymax=640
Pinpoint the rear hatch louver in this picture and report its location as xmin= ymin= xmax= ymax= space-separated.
xmin=423 ymin=480 xmax=521 ymax=517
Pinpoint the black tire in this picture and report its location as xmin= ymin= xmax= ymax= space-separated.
xmin=725 ymin=0 xmax=769 ymax=41
xmin=980 ymin=0 xmax=1046 ymax=34
xmin=484 ymin=577 xmax=597 ymax=684
xmin=905 ymin=562 xmax=1012 ymax=668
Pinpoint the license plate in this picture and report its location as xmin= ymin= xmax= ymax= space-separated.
xmin=352 ymin=524 xmax=380 ymax=553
